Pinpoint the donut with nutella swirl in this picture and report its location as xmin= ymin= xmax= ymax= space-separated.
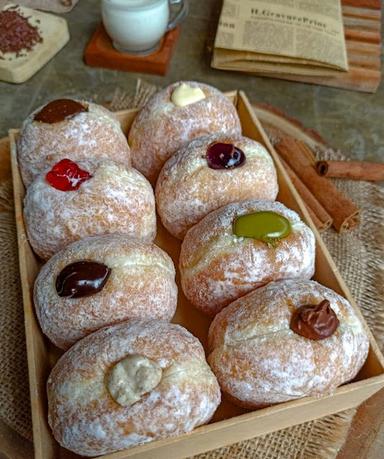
xmin=208 ymin=279 xmax=369 ymax=408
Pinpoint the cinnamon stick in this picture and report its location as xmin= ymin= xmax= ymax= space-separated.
xmin=306 ymin=205 xmax=324 ymax=231
xmin=275 ymin=137 xmax=360 ymax=232
xmin=316 ymin=160 xmax=384 ymax=182
xmin=279 ymin=157 xmax=333 ymax=231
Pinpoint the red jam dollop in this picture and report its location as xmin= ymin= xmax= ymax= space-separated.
xmin=206 ymin=143 xmax=246 ymax=170
xmin=46 ymin=159 xmax=92 ymax=191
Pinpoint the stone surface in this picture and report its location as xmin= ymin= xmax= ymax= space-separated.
xmin=0 ymin=0 xmax=383 ymax=161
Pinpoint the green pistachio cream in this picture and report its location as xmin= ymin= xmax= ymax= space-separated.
xmin=233 ymin=211 xmax=292 ymax=246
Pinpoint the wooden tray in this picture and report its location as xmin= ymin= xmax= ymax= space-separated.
xmin=9 ymin=91 xmax=384 ymax=459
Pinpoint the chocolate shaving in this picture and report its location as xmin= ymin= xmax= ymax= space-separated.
xmin=0 ymin=9 xmax=43 ymax=55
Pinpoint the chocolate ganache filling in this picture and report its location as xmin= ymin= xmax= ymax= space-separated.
xmin=290 ymin=299 xmax=339 ymax=340
xmin=34 ymin=99 xmax=87 ymax=123
xmin=56 ymin=261 xmax=111 ymax=298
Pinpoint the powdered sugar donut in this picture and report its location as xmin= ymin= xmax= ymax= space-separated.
xmin=34 ymin=234 xmax=177 ymax=349
xmin=180 ymin=200 xmax=315 ymax=316
xmin=208 ymin=279 xmax=369 ymax=408
xmin=24 ymin=159 xmax=156 ymax=260
xmin=156 ymin=134 xmax=278 ymax=239
xmin=48 ymin=320 xmax=221 ymax=456
xmin=17 ymin=98 xmax=131 ymax=186
xmin=128 ymin=81 xmax=241 ymax=183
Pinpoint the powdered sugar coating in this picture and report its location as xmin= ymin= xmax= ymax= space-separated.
xmin=48 ymin=320 xmax=221 ymax=456
xmin=128 ymin=81 xmax=241 ymax=183
xmin=17 ymin=100 xmax=131 ymax=186
xmin=156 ymin=134 xmax=279 ymax=239
xmin=24 ymin=159 xmax=156 ymax=260
xmin=34 ymin=234 xmax=177 ymax=349
xmin=180 ymin=200 xmax=315 ymax=316
xmin=208 ymin=279 xmax=369 ymax=408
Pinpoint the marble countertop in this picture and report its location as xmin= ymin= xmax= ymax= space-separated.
xmin=0 ymin=0 xmax=383 ymax=162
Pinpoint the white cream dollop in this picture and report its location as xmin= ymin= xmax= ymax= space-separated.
xmin=107 ymin=355 xmax=162 ymax=407
xmin=171 ymin=83 xmax=206 ymax=107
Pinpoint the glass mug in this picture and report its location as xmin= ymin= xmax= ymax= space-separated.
xmin=102 ymin=0 xmax=189 ymax=55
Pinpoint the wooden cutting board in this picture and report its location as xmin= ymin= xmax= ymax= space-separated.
xmin=263 ymin=0 xmax=382 ymax=93
xmin=0 ymin=4 xmax=69 ymax=84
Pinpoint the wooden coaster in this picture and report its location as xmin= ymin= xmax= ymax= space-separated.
xmin=84 ymin=24 xmax=180 ymax=76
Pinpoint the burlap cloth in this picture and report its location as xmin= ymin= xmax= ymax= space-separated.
xmin=0 ymin=81 xmax=383 ymax=458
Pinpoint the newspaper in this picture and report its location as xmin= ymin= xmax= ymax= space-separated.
xmin=212 ymin=0 xmax=348 ymax=76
